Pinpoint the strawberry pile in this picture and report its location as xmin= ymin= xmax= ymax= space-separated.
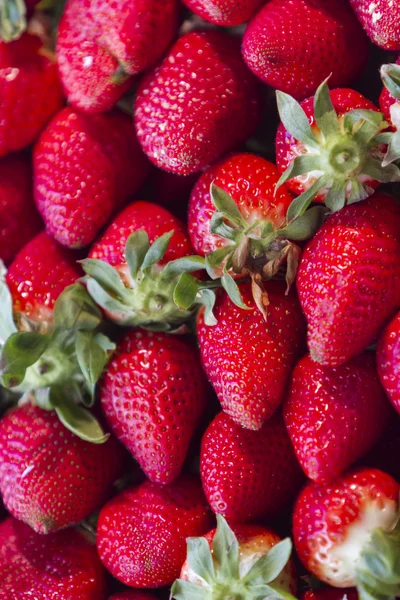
xmin=1 ymin=0 xmax=400 ymax=599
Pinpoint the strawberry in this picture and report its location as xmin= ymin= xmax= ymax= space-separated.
xmin=377 ymin=311 xmax=400 ymax=415
xmin=181 ymin=0 xmax=264 ymax=26
xmin=96 ymin=475 xmax=213 ymax=588
xmin=284 ymin=352 xmax=392 ymax=483
xmin=293 ymin=468 xmax=400 ymax=597
xmin=0 ymin=154 xmax=42 ymax=266
xmin=134 ymin=30 xmax=263 ymax=175
xmin=242 ymin=0 xmax=368 ymax=100
xmin=0 ymin=517 xmax=107 ymax=598
xmin=172 ymin=515 xmax=297 ymax=599
xmin=99 ymin=330 xmax=208 ymax=484
xmin=34 ymin=107 xmax=151 ymax=249
xmin=349 ymin=0 xmax=400 ymax=50
xmin=57 ymin=0 xmax=179 ymax=113
xmin=196 ymin=280 xmax=306 ymax=429
xmin=200 ymin=411 xmax=304 ymax=523
xmin=302 ymin=590 xmax=358 ymax=600
xmin=109 ymin=593 xmax=158 ymax=600
xmin=297 ymin=192 xmax=400 ymax=366
xmin=0 ymin=33 xmax=63 ymax=157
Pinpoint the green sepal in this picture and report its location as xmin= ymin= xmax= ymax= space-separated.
xmin=205 ymin=246 xmax=233 ymax=280
xmin=187 ymin=537 xmax=215 ymax=585
xmin=81 ymin=258 xmax=130 ymax=300
xmin=0 ymin=331 xmax=50 ymax=388
xmin=212 ymin=513 xmax=239 ymax=579
xmin=242 ymin=538 xmax=293 ymax=585
xmin=348 ymin=178 xmax=370 ymax=204
xmin=75 ymin=330 xmax=114 ymax=404
xmin=173 ymin=274 xmax=199 ymax=310
xmin=362 ymin=157 xmax=400 ymax=183
xmin=0 ymin=269 xmax=17 ymax=345
xmin=0 ymin=0 xmax=27 ymax=42
xmin=343 ymin=110 xmax=385 ymax=142
xmin=210 ymin=184 xmax=247 ymax=228
xmin=125 ymin=230 xmax=150 ymax=278
xmin=162 ymin=256 xmax=206 ymax=278
xmin=313 ymin=78 xmax=340 ymax=140
xmin=141 ymin=230 xmax=174 ymax=271
xmin=171 ymin=580 xmax=211 ymax=600
xmin=381 ymin=63 xmax=400 ymax=100
xmin=221 ymin=271 xmax=250 ymax=311
xmin=287 ymin=177 xmax=328 ymax=222
xmin=276 ymin=90 xmax=319 ymax=149
xmin=54 ymin=398 xmax=109 ymax=444
xmin=275 ymin=155 xmax=323 ymax=191
xmin=197 ymin=289 xmax=217 ymax=326
xmin=325 ymin=179 xmax=347 ymax=212
xmin=383 ymin=130 xmax=400 ymax=166
xmin=210 ymin=211 xmax=240 ymax=241
xmin=53 ymin=284 xmax=102 ymax=331
xmin=85 ymin=278 xmax=130 ymax=316
xmin=278 ymin=206 xmax=326 ymax=240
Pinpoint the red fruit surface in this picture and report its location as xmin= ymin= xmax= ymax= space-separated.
xmin=0 ymin=154 xmax=42 ymax=265
xmin=297 ymin=192 xmax=400 ymax=366
xmin=109 ymin=593 xmax=158 ymax=600
xmin=293 ymin=468 xmax=400 ymax=587
xmin=201 ymin=411 xmax=304 ymax=522
xmin=134 ymin=30 xmax=263 ymax=175
xmin=242 ymin=0 xmax=368 ymax=100
xmin=349 ymin=0 xmax=400 ymax=50
xmin=0 ymin=33 xmax=63 ymax=157
xmin=57 ymin=0 xmax=178 ymax=113
xmin=377 ymin=311 xmax=400 ymax=414
xmin=182 ymin=0 xmax=264 ymax=26
xmin=188 ymin=152 xmax=293 ymax=256
xmin=34 ymin=107 xmax=150 ymax=248
xmin=197 ymin=281 xmax=306 ymax=429
xmin=302 ymin=589 xmax=358 ymax=600
xmin=284 ymin=353 xmax=391 ymax=483
xmin=100 ymin=330 xmax=208 ymax=484
xmin=0 ymin=404 xmax=125 ymax=534
xmin=97 ymin=475 xmax=213 ymax=588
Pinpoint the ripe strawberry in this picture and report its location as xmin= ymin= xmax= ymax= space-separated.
xmin=0 ymin=154 xmax=42 ymax=266
xmin=34 ymin=107 xmax=150 ymax=249
xmin=100 ymin=330 xmax=208 ymax=484
xmin=0 ymin=33 xmax=63 ymax=157
xmin=197 ymin=280 xmax=306 ymax=429
xmin=0 ymin=517 xmax=107 ymax=598
xmin=349 ymin=0 xmax=400 ymax=50
xmin=181 ymin=0 xmax=264 ymax=26
xmin=377 ymin=311 xmax=400 ymax=414
xmin=302 ymin=590 xmax=358 ymax=600
xmin=57 ymin=0 xmax=178 ymax=113
xmin=109 ymin=593 xmax=158 ymax=600
xmin=297 ymin=192 xmax=400 ymax=366
xmin=284 ymin=353 xmax=392 ymax=483
xmin=242 ymin=0 xmax=368 ymax=100
xmin=134 ymin=30 xmax=263 ymax=175
xmin=96 ymin=475 xmax=213 ymax=588
xmin=200 ymin=411 xmax=304 ymax=522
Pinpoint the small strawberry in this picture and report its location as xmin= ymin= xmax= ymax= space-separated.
xmin=284 ymin=352 xmax=392 ymax=483
xmin=242 ymin=0 xmax=368 ymax=100
xmin=181 ymin=0 xmax=264 ymax=26
xmin=57 ymin=0 xmax=179 ymax=113
xmin=34 ymin=107 xmax=151 ymax=249
xmin=302 ymin=590 xmax=358 ymax=600
xmin=349 ymin=0 xmax=400 ymax=50
xmin=297 ymin=192 xmax=400 ymax=366
xmin=134 ymin=30 xmax=263 ymax=175
xmin=379 ymin=60 xmax=400 ymax=166
xmin=201 ymin=411 xmax=304 ymax=523
xmin=377 ymin=311 xmax=400 ymax=415
xmin=96 ymin=475 xmax=213 ymax=588
xmin=197 ymin=280 xmax=306 ymax=429
xmin=293 ymin=468 xmax=400 ymax=597
xmin=0 ymin=517 xmax=107 ymax=598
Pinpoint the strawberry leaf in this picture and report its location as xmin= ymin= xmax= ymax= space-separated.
xmin=212 ymin=515 xmax=239 ymax=579
xmin=162 ymin=256 xmax=206 ymax=278
xmin=173 ymin=273 xmax=199 ymax=310
xmin=362 ymin=157 xmax=400 ymax=183
xmin=81 ymin=258 xmax=129 ymax=299
xmin=348 ymin=178 xmax=370 ymax=204
xmin=275 ymin=155 xmax=322 ymax=190
xmin=75 ymin=330 xmax=111 ymax=402
xmin=383 ymin=130 xmax=400 ymax=166
xmin=0 ymin=332 xmax=50 ymax=388
xmin=125 ymin=230 xmax=150 ymax=278
xmin=0 ymin=272 xmax=17 ymax=345
xmin=86 ymin=279 xmax=131 ymax=316
xmin=54 ymin=284 xmax=102 ymax=331
xmin=221 ymin=271 xmax=249 ymax=311
xmin=276 ymin=90 xmax=319 ymax=149
xmin=381 ymin=63 xmax=400 ymax=100
xmin=0 ymin=0 xmax=26 ymax=42
xmin=325 ymin=180 xmax=347 ymax=212
xmin=187 ymin=537 xmax=215 ymax=585
xmin=205 ymin=246 xmax=232 ymax=280
xmin=171 ymin=580 xmax=211 ymax=600
xmin=197 ymin=289 xmax=217 ymax=326
xmin=313 ymin=78 xmax=340 ymax=140
xmin=210 ymin=184 xmax=247 ymax=228
xmin=287 ymin=176 xmax=328 ymax=222
xmin=242 ymin=538 xmax=293 ymax=585
xmin=210 ymin=212 xmax=240 ymax=241
xmin=278 ymin=206 xmax=326 ymax=240
xmin=141 ymin=230 xmax=174 ymax=271
xmin=54 ymin=399 xmax=109 ymax=444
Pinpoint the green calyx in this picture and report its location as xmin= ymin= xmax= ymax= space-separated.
xmin=0 ymin=0 xmax=27 ymax=42
xmin=380 ymin=63 xmax=400 ymax=166
xmin=276 ymin=78 xmax=400 ymax=216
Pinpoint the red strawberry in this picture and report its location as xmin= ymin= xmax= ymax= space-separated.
xmin=284 ymin=353 xmax=392 ymax=483
xmin=297 ymin=192 xmax=400 ymax=366
xmin=96 ymin=475 xmax=213 ymax=588
xmin=57 ymin=0 xmax=178 ymax=113
xmin=0 ymin=33 xmax=63 ymax=157
xmin=100 ymin=330 xmax=208 ymax=484
xmin=0 ymin=517 xmax=107 ymax=598
xmin=0 ymin=154 xmax=42 ymax=266
xmin=34 ymin=107 xmax=150 ymax=249
xmin=349 ymin=0 xmax=400 ymax=50
xmin=293 ymin=468 xmax=400 ymax=594
xmin=242 ymin=0 xmax=368 ymax=100
xmin=0 ymin=404 xmax=125 ymax=534
xmin=109 ymin=593 xmax=158 ymax=600
xmin=181 ymin=0 xmax=264 ymax=26
xmin=377 ymin=311 xmax=400 ymax=414
xmin=134 ymin=30 xmax=263 ymax=175
xmin=200 ymin=411 xmax=304 ymax=522
xmin=197 ymin=280 xmax=306 ymax=429
xmin=302 ymin=590 xmax=358 ymax=600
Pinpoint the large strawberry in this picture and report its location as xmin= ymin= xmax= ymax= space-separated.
xmin=349 ymin=0 xmax=400 ymax=50
xmin=134 ymin=30 xmax=263 ymax=175
xmin=200 ymin=411 xmax=304 ymax=523
xmin=0 ymin=517 xmax=107 ymax=598
xmin=182 ymin=0 xmax=264 ymax=26
xmin=377 ymin=311 xmax=400 ymax=414
xmin=242 ymin=0 xmax=368 ymax=100
xmin=57 ymin=0 xmax=178 ymax=113
xmin=293 ymin=468 xmax=400 ymax=598
xmin=96 ymin=475 xmax=213 ymax=588
xmin=197 ymin=280 xmax=306 ymax=430
xmin=34 ymin=107 xmax=150 ymax=249
xmin=284 ymin=353 xmax=392 ymax=483
xmin=297 ymin=192 xmax=400 ymax=366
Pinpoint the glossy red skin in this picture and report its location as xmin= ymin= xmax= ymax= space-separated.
xmin=349 ymin=0 xmax=400 ymax=50
xmin=182 ymin=0 xmax=264 ymax=26
xmin=100 ymin=330 xmax=208 ymax=485
xmin=377 ymin=312 xmax=400 ymax=414
xmin=276 ymin=89 xmax=379 ymax=200
xmin=284 ymin=353 xmax=392 ymax=483
xmin=297 ymin=193 xmax=400 ymax=366
xmin=0 ymin=404 xmax=125 ymax=534
xmin=134 ymin=31 xmax=263 ymax=175
xmin=57 ymin=0 xmax=178 ymax=113
xmin=0 ymin=154 xmax=42 ymax=265
xmin=97 ymin=475 xmax=213 ymax=588
xmin=293 ymin=468 xmax=400 ymax=586
xmin=302 ymin=590 xmax=358 ymax=600
xmin=34 ymin=107 xmax=150 ymax=248
xmin=242 ymin=0 xmax=368 ymax=100
xmin=109 ymin=593 xmax=158 ymax=600
xmin=197 ymin=281 xmax=306 ymax=430
xmin=188 ymin=153 xmax=293 ymax=256
xmin=201 ymin=411 xmax=304 ymax=522
xmin=0 ymin=34 xmax=63 ymax=158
